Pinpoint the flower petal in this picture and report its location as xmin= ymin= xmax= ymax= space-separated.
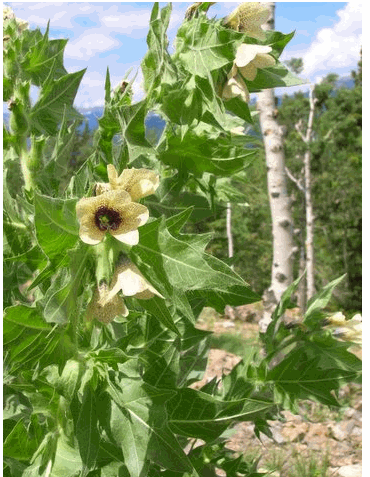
xmin=79 ymin=224 xmax=105 ymax=245
xmin=224 ymin=3 xmax=270 ymax=40
xmin=112 ymin=229 xmax=139 ymax=246
xmin=110 ymin=202 xmax=149 ymax=239
xmin=222 ymin=74 xmax=250 ymax=102
xmin=253 ymin=52 xmax=276 ymax=69
xmin=109 ymin=258 xmax=164 ymax=300
xmin=239 ymin=63 xmax=257 ymax=81
xmin=235 ymin=44 xmax=272 ymax=67
xmin=86 ymin=283 xmax=129 ymax=324
xmin=108 ymin=165 xmax=160 ymax=201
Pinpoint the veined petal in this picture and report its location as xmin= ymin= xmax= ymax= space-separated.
xmin=222 ymin=74 xmax=250 ymax=102
xmin=110 ymin=202 xmax=149 ymax=238
xmin=112 ymin=229 xmax=139 ymax=246
xmin=239 ymin=63 xmax=258 ymax=81
xmin=109 ymin=258 xmax=164 ymax=300
xmin=79 ymin=223 xmax=105 ymax=245
xmin=108 ymin=164 xmax=160 ymax=200
xmin=235 ymin=44 xmax=272 ymax=68
xmin=224 ymin=3 xmax=270 ymax=40
xmin=86 ymin=282 xmax=129 ymax=324
xmin=253 ymin=52 xmax=276 ymax=69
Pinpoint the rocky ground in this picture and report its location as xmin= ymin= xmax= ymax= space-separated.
xmin=194 ymin=310 xmax=362 ymax=477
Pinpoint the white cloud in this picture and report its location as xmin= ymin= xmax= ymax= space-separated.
xmin=65 ymin=31 xmax=120 ymax=60
xmin=288 ymin=3 xmax=362 ymax=79
xmin=100 ymin=10 xmax=152 ymax=34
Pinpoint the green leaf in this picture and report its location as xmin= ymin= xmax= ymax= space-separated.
xmin=139 ymin=296 xmax=180 ymax=336
xmin=4 ymin=305 xmax=51 ymax=330
xmin=3 ymin=173 xmax=33 ymax=258
xmin=247 ymin=62 xmax=306 ymax=92
xmin=43 ymin=246 xmax=90 ymax=324
xmin=141 ymin=3 xmax=177 ymax=93
xmin=160 ymin=129 xmax=258 ymax=176
xmin=105 ymin=379 xmax=193 ymax=476
xmin=267 ymin=338 xmax=361 ymax=408
xmin=3 ymin=420 xmax=40 ymax=461
xmin=305 ymin=275 xmax=346 ymax=320
xmin=132 ymin=218 xmax=259 ymax=314
xmin=177 ymin=324 xmax=211 ymax=387
xmin=56 ymin=359 xmax=82 ymax=399
xmin=21 ymin=27 xmax=68 ymax=85
xmin=30 ymin=69 xmax=85 ymax=135
xmin=118 ymin=100 xmax=156 ymax=162
xmin=167 ymin=388 xmax=274 ymax=441
xmin=34 ymin=193 xmax=79 ymax=262
xmin=175 ymin=16 xmax=242 ymax=78
xmin=223 ymin=96 xmax=253 ymax=124
xmin=77 ymin=385 xmax=101 ymax=476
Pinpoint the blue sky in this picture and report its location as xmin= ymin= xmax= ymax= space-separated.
xmin=5 ymin=1 xmax=362 ymax=108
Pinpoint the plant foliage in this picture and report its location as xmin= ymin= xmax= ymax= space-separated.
xmin=3 ymin=4 xmax=361 ymax=477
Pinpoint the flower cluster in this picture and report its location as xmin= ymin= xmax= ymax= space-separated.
xmin=78 ymin=165 xmax=161 ymax=323
xmin=76 ymin=165 xmax=159 ymax=246
xmin=221 ymin=3 xmax=276 ymax=103
xmin=324 ymin=312 xmax=362 ymax=346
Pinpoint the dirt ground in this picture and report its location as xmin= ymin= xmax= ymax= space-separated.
xmin=194 ymin=310 xmax=362 ymax=477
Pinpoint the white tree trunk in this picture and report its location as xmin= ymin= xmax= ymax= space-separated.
xmin=303 ymin=85 xmax=316 ymax=301
xmin=257 ymin=2 xmax=295 ymax=311
xmin=226 ymin=202 xmax=234 ymax=261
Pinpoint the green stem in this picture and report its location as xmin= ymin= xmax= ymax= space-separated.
xmin=19 ymin=137 xmax=35 ymax=192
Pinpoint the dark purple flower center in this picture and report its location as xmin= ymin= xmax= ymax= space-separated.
xmin=94 ymin=206 xmax=122 ymax=231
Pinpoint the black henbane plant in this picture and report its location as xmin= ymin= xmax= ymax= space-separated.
xmin=3 ymin=4 xmax=361 ymax=477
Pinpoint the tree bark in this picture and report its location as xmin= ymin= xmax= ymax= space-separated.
xmin=303 ymin=85 xmax=316 ymax=301
xmin=257 ymin=3 xmax=295 ymax=321
xmin=226 ymin=202 xmax=234 ymax=262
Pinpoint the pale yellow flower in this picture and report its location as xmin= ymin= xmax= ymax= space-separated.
xmin=86 ymin=282 xmax=128 ymax=324
xmin=76 ymin=190 xmax=149 ymax=246
xmin=107 ymin=165 xmax=159 ymax=201
xmin=108 ymin=257 xmax=164 ymax=301
xmin=222 ymin=73 xmax=250 ymax=102
xmin=234 ymin=43 xmax=276 ymax=81
xmin=3 ymin=6 xmax=28 ymax=31
xmin=326 ymin=311 xmax=346 ymax=326
xmin=326 ymin=312 xmax=362 ymax=346
xmin=223 ymin=2 xmax=270 ymax=40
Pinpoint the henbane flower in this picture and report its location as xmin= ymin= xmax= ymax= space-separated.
xmin=324 ymin=312 xmax=362 ymax=346
xmin=86 ymin=282 xmax=128 ymax=324
xmin=223 ymin=2 xmax=270 ymax=40
xmin=107 ymin=165 xmax=159 ymax=201
xmin=76 ymin=189 xmax=149 ymax=246
xmin=222 ymin=73 xmax=250 ymax=102
xmin=108 ymin=256 xmax=164 ymax=301
xmin=233 ymin=43 xmax=276 ymax=81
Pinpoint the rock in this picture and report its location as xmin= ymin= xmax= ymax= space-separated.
xmin=304 ymin=423 xmax=329 ymax=450
xmin=330 ymin=423 xmax=347 ymax=441
xmin=337 ymin=464 xmax=362 ymax=477
xmin=224 ymin=305 xmax=236 ymax=320
xmin=351 ymin=426 xmax=361 ymax=437
xmin=281 ymin=422 xmax=309 ymax=442
xmin=270 ymin=427 xmax=286 ymax=444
